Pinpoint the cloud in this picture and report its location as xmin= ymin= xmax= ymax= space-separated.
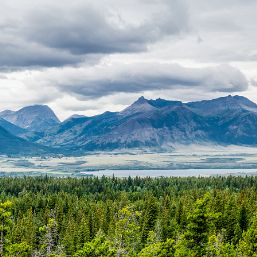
xmin=251 ymin=79 xmax=257 ymax=87
xmin=25 ymin=62 xmax=248 ymax=99
xmin=0 ymin=40 xmax=81 ymax=69
xmin=0 ymin=0 xmax=257 ymax=120
xmin=1 ymin=0 xmax=257 ymax=70
xmin=0 ymin=71 xmax=62 ymax=108
xmin=0 ymin=0 xmax=189 ymax=69
xmin=181 ymin=0 xmax=257 ymax=63
xmin=0 ymin=61 xmax=251 ymax=120
xmin=0 ymin=74 xmax=7 ymax=79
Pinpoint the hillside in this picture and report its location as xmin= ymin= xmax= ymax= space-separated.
xmin=38 ymin=95 xmax=257 ymax=152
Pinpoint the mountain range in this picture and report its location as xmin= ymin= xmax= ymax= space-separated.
xmin=0 ymin=95 xmax=257 ymax=155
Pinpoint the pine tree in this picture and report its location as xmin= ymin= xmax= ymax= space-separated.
xmin=183 ymin=193 xmax=212 ymax=256
xmin=73 ymin=230 xmax=115 ymax=257
xmin=5 ymin=242 xmax=32 ymax=257
xmin=138 ymin=238 xmax=175 ymax=257
xmin=34 ymin=211 xmax=65 ymax=257
xmin=0 ymin=201 xmax=12 ymax=257
xmin=112 ymin=206 xmax=141 ymax=256
xmin=141 ymin=196 xmax=158 ymax=245
xmin=239 ymin=205 xmax=248 ymax=232
xmin=238 ymin=214 xmax=257 ymax=256
xmin=206 ymin=233 xmax=236 ymax=257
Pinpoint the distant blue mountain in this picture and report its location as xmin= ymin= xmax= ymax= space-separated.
xmin=0 ymin=105 xmax=59 ymax=155
xmin=0 ymin=125 xmax=49 ymax=155
xmin=0 ymin=118 xmax=26 ymax=136
xmin=0 ymin=118 xmax=42 ymax=141
xmin=148 ymin=98 xmax=183 ymax=109
xmin=0 ymin=105 xmax=60 ymax=132
xmin=186 ymin=95 xmax=257 ymax=115
xmin=1 ymin=95 xmax=257 ymax=155
xmin=38 ymin=95 xmax=257 ymax=152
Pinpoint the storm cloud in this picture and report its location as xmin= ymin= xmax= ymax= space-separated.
xmin=20 ymin=62 xmax=248 ymax=100
xmin=0 ymin=0 xmax=188 ymax=68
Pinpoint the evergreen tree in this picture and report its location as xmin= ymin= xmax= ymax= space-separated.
xmin=206 ymin=233 xmax=236 ymax=257
xmin=73 ymin=230 xmax=115 ymax=257
xmin=238 ymin=214 xmax=257 ymax=256
xmin=239 ymin=205 xmax=248 ymax=232
xmin=35 ymin=212 xmax=65 ymax=257
xmin=138 ymin=238 xmax=175 ymax=257
xmin=0 ymin=201 xmax=12 ymax=257
xmin=0 ymin=176 xmax=257 ymax=255
xmin=112 ymin=206 xmax=141 ymax=256
xmin=183 ymin=193 xmax=212 ymax=256
xmin=141 ymin=196 xmax=158 ymax=245
xmin=5 ymin=242 xmax=32 ymax=257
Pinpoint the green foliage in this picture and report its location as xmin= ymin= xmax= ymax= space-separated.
xmin=138 ymin=238 xmax=175 ymax=257
xmin=73 ymin=230 xmax=115 ymax=257
xmin=239 ymin=205 xmax=248 ymax=232
xmin=0 ymin=176 xmax=257 ymax=256
xmin=183 ymin=193 xmax=213 ymax=255
xmin=238 ymin=214 xmax=257 ymax=256
xmin=141 ymin=195 xmax=159 ymax=245
xmin=206 ymin=234 xmax=236 ymax=257
xmin=0 ymin=200 xmax=12 ymax=257
xmin=5 ymin=242 xmax=32 ymax=257
xmin=112 ymin=206 xmax=141 ymax=256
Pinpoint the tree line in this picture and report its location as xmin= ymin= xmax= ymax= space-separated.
xmin=0 ymin=176 xmax=257 ymax=256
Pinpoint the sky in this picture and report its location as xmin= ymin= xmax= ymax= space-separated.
xmin=0 ymin=0 xmax=257 ymax=120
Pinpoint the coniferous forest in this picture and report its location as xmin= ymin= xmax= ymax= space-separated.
xmin=1 ymin=176 xmax=257 ymax=256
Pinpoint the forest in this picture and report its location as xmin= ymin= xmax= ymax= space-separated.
xmin=0 ymin=176 xmax=257 ymax=256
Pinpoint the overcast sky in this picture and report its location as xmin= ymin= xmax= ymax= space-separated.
xmin=1 ymin=0 xmax=257 ymax=120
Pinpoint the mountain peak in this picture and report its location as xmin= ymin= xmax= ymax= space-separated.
xmin=232 ymin=95 xmax=257 ymax=107
xmin=187 ymin=95 xmax=257 ymax=116
xmin=121 ymin=96 xmax=155 ymax=115
xmin=19 ymin=105 xmax=58 ymax=115
xmin=134 ymin=96 xmax=148 ymax=104
xmin=215 ymin=95 xmax=257 ymax=110
xmin=0 ymin=104 xmax=60 ymax=132
xmin=1 ymin=94 xmax=257 ymax=154
xmin=148 ymin=98 xmax=183 ymax=109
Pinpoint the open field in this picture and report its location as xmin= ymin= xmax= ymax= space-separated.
xmin=1 ymin=145 xmax=257 ymax=177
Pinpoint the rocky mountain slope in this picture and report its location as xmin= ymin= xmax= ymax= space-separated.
xmin=0 ymin=105 xmax=60 ymax=132
xmin=0 ymin=126 xmax=49 ymax=155
xmin=1 ymin=95 xmax=257 ymax=155
xmin=38 ymin=95 xmax=257 ymax=152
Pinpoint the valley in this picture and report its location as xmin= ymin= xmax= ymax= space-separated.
xmin=1 ymin=145 xmax=257 ymax=177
